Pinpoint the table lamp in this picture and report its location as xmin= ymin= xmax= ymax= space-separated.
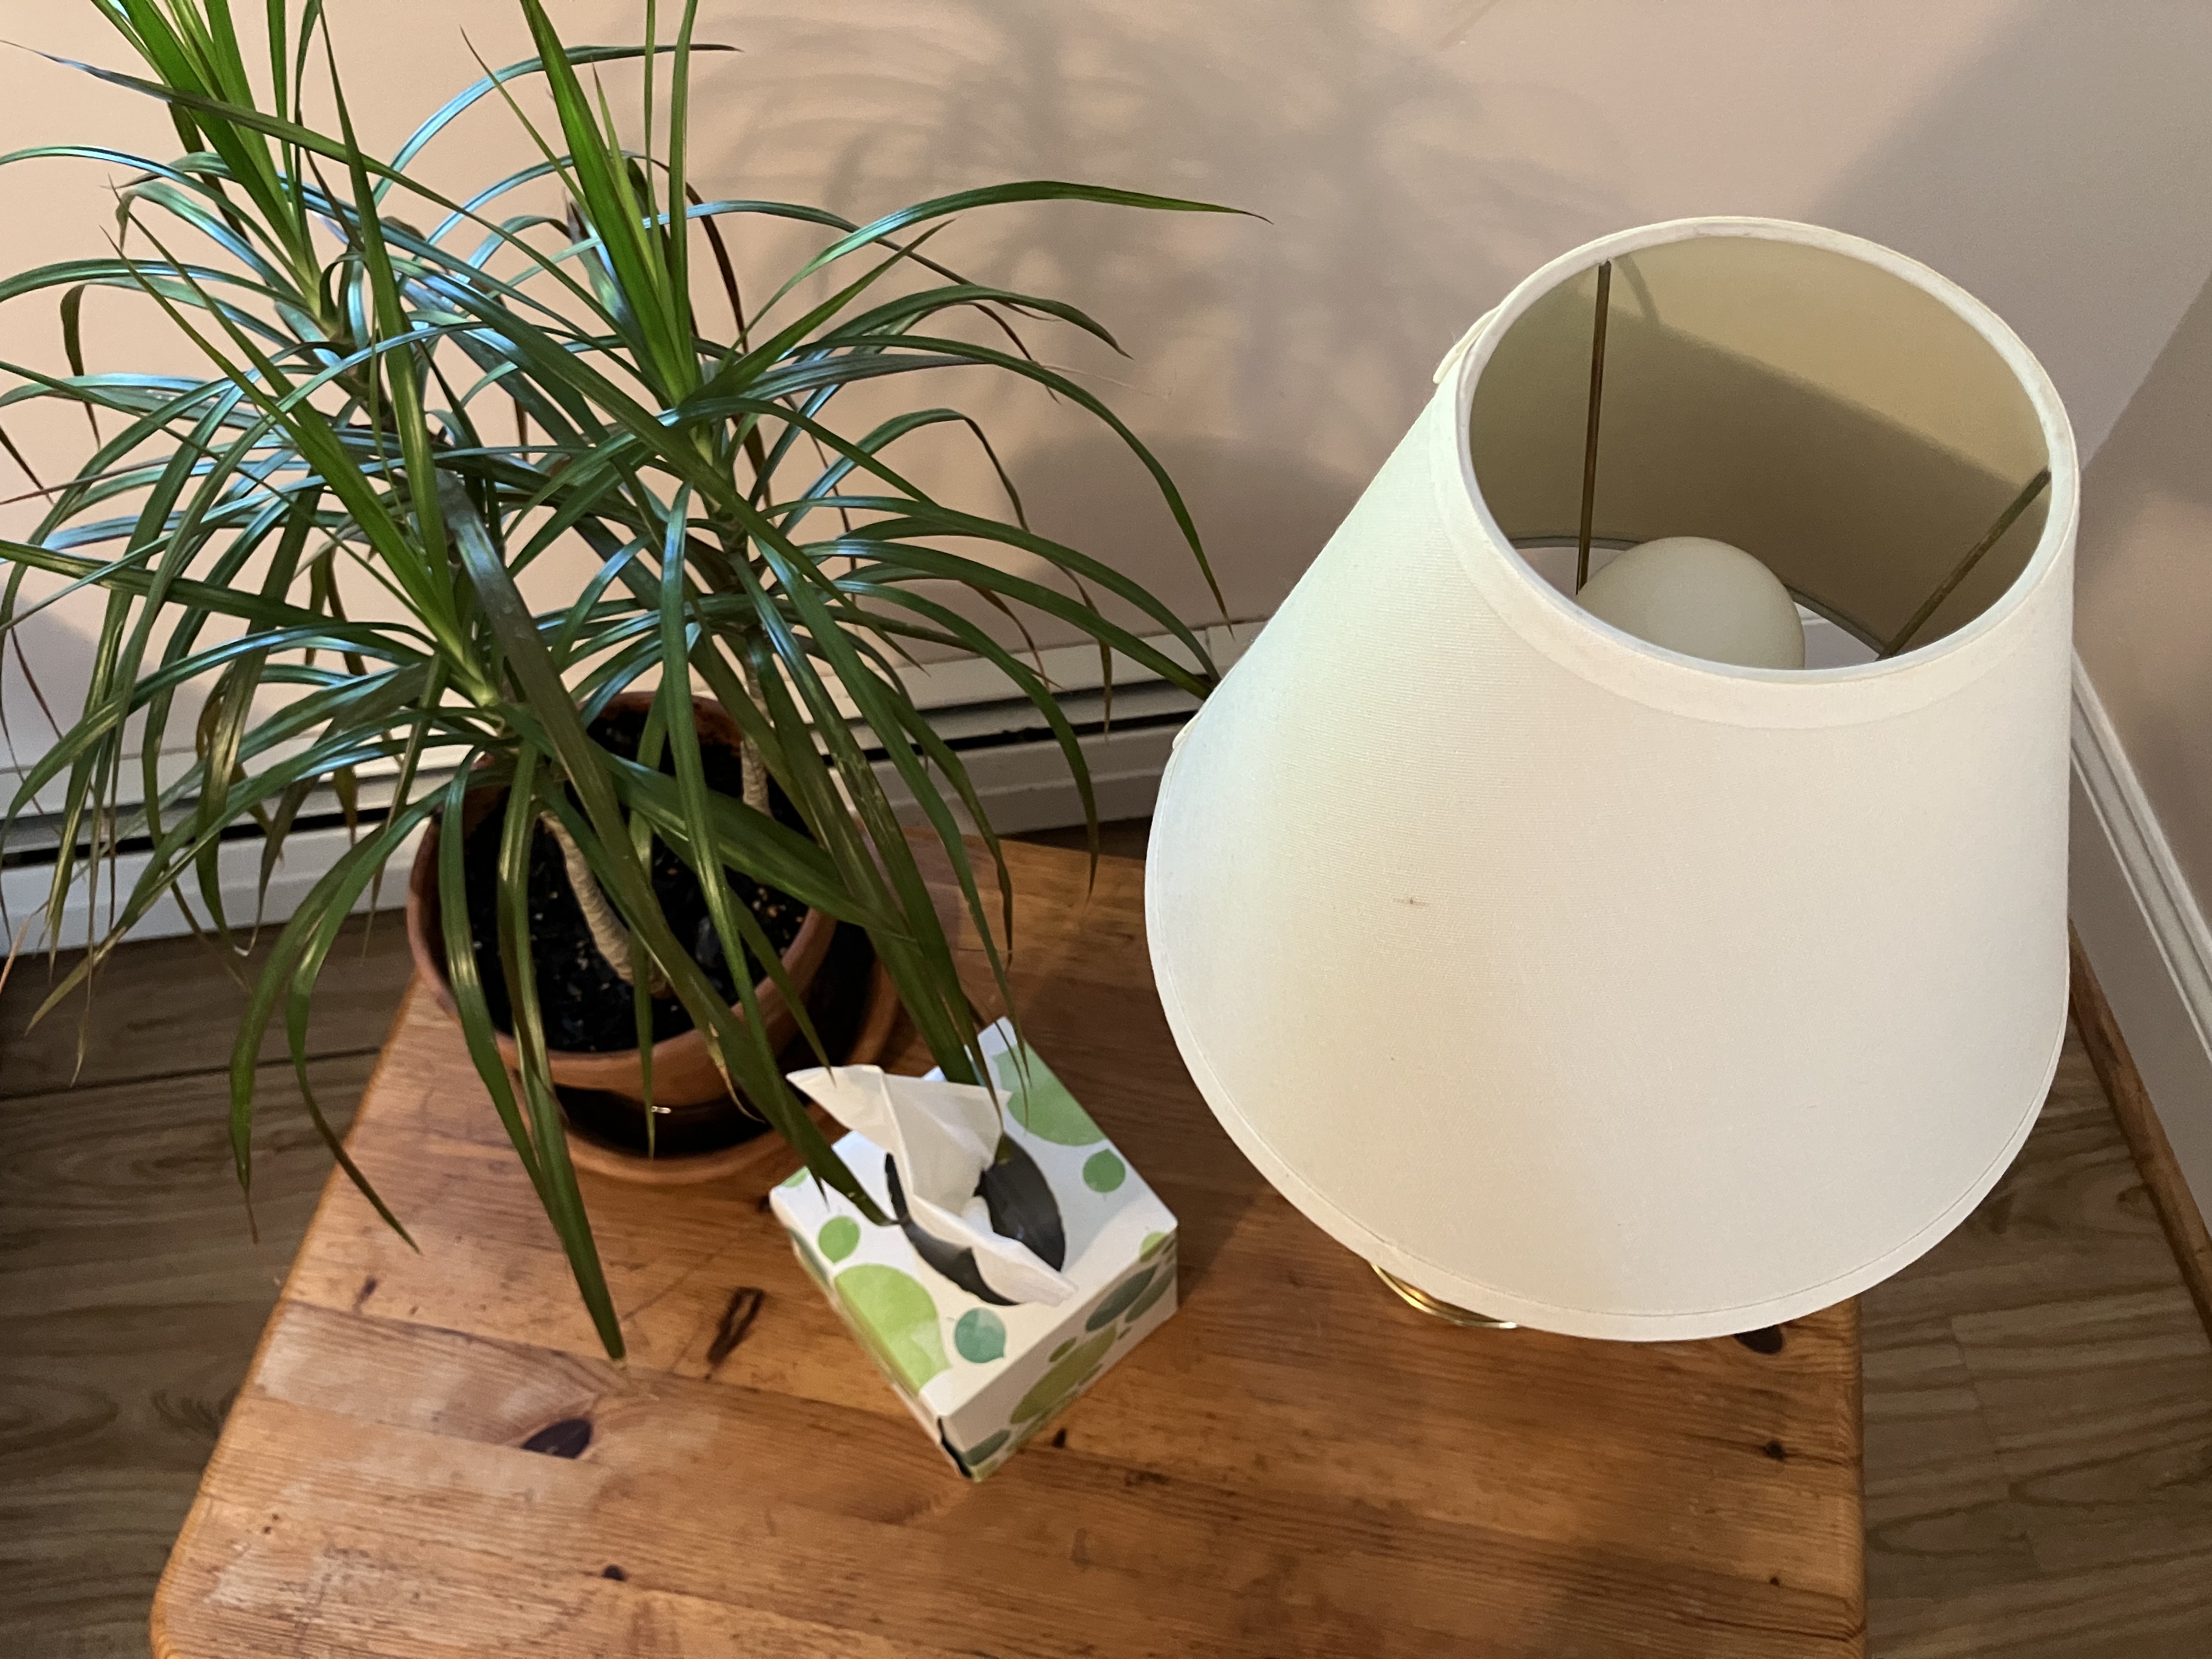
xmin=1147 ymin=217 xmax=2076 ymax=1340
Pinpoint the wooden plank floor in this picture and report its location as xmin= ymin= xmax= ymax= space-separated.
xmin=3 ymin=820 xmax=2209 ymax=1656
xmin=1860 ymin=1029 xmax=2212 ymax=1656
xmin=0 ymin=913 xmax=417 ymax=1658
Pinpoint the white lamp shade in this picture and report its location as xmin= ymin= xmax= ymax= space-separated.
xmin=1147 ymin=218 xmax=2077 ymax=1341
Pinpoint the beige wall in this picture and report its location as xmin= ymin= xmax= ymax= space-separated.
xmin=2075 ymin=270 xmax=2212 ymax=917
xmin=6 ymin=1 xmax=2212 ymax=772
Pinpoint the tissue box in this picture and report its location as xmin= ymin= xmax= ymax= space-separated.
xmin=770 ymin=1019 xmax=1177 ymax=1479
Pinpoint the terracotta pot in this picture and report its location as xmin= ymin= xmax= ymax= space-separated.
xmin=563 ymin=951 xmax=908 ymax=1190
xmin=403 ymin=691 xmax=836 ymax=1108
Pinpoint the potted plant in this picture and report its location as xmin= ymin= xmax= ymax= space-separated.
xmin=0 ymin=0 xmax=1233 ymax=1357
xmin=402 ymin=687 xmax=844 ymax=1149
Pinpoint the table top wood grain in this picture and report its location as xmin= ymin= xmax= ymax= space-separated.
xmin=151 ymin=840 xmax=1864 ymax=1657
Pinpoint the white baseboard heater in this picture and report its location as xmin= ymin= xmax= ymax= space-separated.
xmin=0 ymin=621 xmax=1255 ymax=949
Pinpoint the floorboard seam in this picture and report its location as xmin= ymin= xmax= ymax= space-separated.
xmin=0 ymin=1045 xmax=389 ymax=1104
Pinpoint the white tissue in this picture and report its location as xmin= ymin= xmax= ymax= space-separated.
xmin=786 ymin=1065 xmax=1076 ymax=1306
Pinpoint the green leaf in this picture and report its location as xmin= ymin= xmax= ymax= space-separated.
xmin=389 ymin=40 xmax=735 ymax=184
xmin=493 ymin=748 xmax=625 ymax=1359
xmin=764 ymin=179 xmax=1250 ymax=319
xmin=435 ymin=761 xmax=555 ymax=1220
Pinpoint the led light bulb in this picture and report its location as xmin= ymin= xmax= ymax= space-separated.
xmin=1577 ymin=537 xmax=1805 ymax=669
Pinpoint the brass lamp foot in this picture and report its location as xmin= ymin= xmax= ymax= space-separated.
xmin=1372 ymin=1263 xmax=1519 ymax=1329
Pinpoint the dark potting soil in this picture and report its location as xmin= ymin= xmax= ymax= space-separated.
xmin=460 ymin=703 xmax=811 ymax=1053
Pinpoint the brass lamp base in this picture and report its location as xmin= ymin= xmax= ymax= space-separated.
xmin=1372 ymin=1263 xmax=1519 ymax=1329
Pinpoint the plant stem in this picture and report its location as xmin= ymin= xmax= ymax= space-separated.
xmin=538 ymin=811 xmax=669 ymax=995
xmin=738 ymin=658 xmax=770 ymax=814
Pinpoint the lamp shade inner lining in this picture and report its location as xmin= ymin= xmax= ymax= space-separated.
xmin=1468 ymin=235 xmax=2050 ymax=657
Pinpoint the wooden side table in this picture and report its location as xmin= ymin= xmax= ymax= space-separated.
xmin=153 ymin=842 xmax=1864 ymax=1656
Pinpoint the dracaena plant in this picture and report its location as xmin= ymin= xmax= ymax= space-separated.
xmin=0 ymin=0 xmax=1232 ymax=1357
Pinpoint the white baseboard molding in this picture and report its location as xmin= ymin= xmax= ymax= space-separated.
xmin=872 ymin=720 xmax=1186 ymax=837
xmin=2069 ymin=657 xmax=2212 ymax=1229
xmin=1 ymin=817 xmax=424 ymax=955
xmin=1 ymin=714 xmax=1182 ymax=954
xmin=0 ymin=622 xmax=1257 ymax=951
xmin=0 ymin=710 xmax=1180 ymax=956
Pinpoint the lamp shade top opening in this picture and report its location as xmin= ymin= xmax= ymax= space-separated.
xmin=1468 ymin=224 xmax=2064 ymax=678
xmin=1147 ymin=218 xmax=2076 ymax=1341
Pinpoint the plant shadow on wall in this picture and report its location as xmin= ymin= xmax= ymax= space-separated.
xmin=680 ymin=0 xmax=1626 ymax=629
xmin=0 ymin=0 xmax=1246 ymax=1359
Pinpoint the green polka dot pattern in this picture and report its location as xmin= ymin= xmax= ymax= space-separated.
xmin=954 ymin=1307 xmax=1007 ymax=1363
xmin=960 ymin=1429 xmax=1010 ymax=1469
xmin=1085 ymin=1266 xmax=1156 ymax=1331
xmin=834 ymin=1265 xmax=948 ymax=1391
xmin=1082 ymin=1150 xmax=1127 ymax=1192
xmin=1120 ymin=1263 xmax=1175 ymax=1325
xmin=1011 ymin=1329 xmax=1116 ymax=1424
xmin=817 ymin=1216 xmax=861 ymax=1262
xmin=990 ymin=1048 xmax=1103 ymax=1147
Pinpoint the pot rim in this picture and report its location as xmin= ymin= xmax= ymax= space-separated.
xmin=400 ymin=691 xmax=832 ymax=1075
